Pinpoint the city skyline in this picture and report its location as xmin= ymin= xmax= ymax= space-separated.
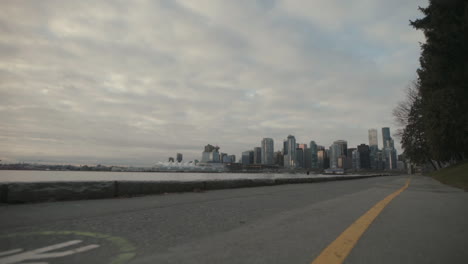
xmin=198 ymin=126 xmax=397 ymax=166
xmin=196 ymin=126 xmax=398 ymax=171
xmin=0 ymin=1 xmax=423 ymax=166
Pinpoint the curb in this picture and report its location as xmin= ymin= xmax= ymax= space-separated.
xmin=0 ymin=175 xmax=383 ymax=204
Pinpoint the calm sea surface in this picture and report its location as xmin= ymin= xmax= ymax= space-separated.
xmin=0 ymin=170 xmax=335 ymax=183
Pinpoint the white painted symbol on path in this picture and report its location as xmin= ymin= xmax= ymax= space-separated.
xmin=0 ymin=240 xmax=100 ymax=264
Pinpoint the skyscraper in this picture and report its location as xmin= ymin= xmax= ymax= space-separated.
xmin=381 ymin=127 xmax=397 ymax=169
xmin=317 ymin=145 xmax=327 ymax=169
xmin=357 ymin=144 xmax=371 ymax=169
xmin=176 ymin=153 xmax=183 ymax=163
xmin=261 ymin=138 xmax=274 ymax=165
xmin=253 ymin=147 xmax=262 ymax=164
xmin=334 ymin=140 xmax=348 ymax=157
xmin=296 ymin=147 xmax=304 ymax=168
xmin=382 ymin=127 xmax=391 ymax=148
xmin=368 ymin=129 xmax=378 ymax=148
xmin=310 ymin=141 xmax=318 ymax=169
xmin=297 ymin=143 xmax=307 ymax=168
xmin=368 ymin=129 xmax=379 ymax=169
xmin=352 ymin=149 xmax=360 ymax=169
xmin=330 ymin=140 xmax=347 ymax=168
xmin=284 ymin=135 xmax=297 ymax=168
xmin=274 ymin=151 xmax=284 ymax=167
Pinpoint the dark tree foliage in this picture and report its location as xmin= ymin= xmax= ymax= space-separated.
xmin=394 ymin=83 xmax=436 ymax=168
xmin=410 ymin=0 xmax=468 ymax=163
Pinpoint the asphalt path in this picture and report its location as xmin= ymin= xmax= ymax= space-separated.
xmin=0 ymin=175 xmax=467 ymax=264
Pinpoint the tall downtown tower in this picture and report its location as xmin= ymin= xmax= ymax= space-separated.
xmin=284 ymin=135 xmax=296 ymax=168
xmin=382 ymin=127 xmax=394 ymax=148
xmin=261 ymin=138 xmax=274 ymax=165
xmin=368 ymin=129 xmax=378 ymax=148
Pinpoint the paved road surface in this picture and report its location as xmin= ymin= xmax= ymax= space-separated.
xmin=0 ymin=175 xmax=467 ymax=264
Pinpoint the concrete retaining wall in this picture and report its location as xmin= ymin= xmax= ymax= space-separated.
xmin=0 ymin=175 xmax=384 ymax=204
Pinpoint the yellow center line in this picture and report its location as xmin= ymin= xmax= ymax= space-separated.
xmin=311 ymin=177 xmax=411 ymax=264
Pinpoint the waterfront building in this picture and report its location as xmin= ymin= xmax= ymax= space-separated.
xmin=317 ymin=149 xmax=327 ymax=169
xmin=304 ymin=147 xmax=311 ymax=169
xmin=298 ymin=144 xmax=307 ymax=150
xmin=297 ymin=143 xmax=307 ymax=168
xmin=176 ymin=153 xmax=183 ymax=163
xmin=241 ymin=151 xmax=254 ymax=165
xmin=368 ymin=129 xmax=379 ymax=169
xmin=337 ymin=155 xmax=346 ymax=169
xmin=352 ymin=149 xmax=360 ymax=169
xmin=283 ymin=140 xmax=288 ymax=155
xmin=274 ymin=151 xmax=284 ymax=167
xmin=357 ymin=144 xmax=371 ymax=169
xmin=228 ymin=155 xmax=236 ymax=163
xmin=254 ymin=147 xmax=262 ymax=164
xmin=261 ymin=138 xmax=274 ymax=165
xmin=382 ymin=127 xmax=395 ymax=149
xmin=330 ymin=140 xmax=347 ymax=168
xmin=168 ymin=157 xmax=174 ymax=162
xmin=384 ymin=147 xmax=398 ymax=170
xmin=309 ymin=141 xmax=318 ymax=169
xmin=220 ymin=153 xmax=227 ymax=163
xmin=296 ymin=147 xmax=304 ymax=168
xmin=368 ymin=129 xmax=378 ymax=148
xmin=201 ymin=144 xmax=220 ymax=163
xmin=284 ymin=135 xmax=297 ymax=168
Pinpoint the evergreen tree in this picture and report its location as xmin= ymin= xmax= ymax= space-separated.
xmin=410 ymin=0 xmax=468 ymax=162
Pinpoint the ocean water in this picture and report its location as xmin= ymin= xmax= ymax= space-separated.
xmin=0 ymin=170 xmax=334 ymax=183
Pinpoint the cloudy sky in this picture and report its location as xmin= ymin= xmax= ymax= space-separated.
xmin=0 ymin=0 xmax=426 ymax=166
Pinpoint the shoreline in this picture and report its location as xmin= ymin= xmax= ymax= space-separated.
xmin=0 ymin=174 xmax=395 ymax=204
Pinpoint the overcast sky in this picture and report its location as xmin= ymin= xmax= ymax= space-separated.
xmin=0 ymin=0 xmax=426 ymax=166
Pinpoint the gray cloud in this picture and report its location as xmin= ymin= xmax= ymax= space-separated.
xmin=0 ymin=0 xmax=427 ymax=165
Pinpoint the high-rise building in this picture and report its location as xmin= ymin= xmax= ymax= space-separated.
xmin=253 ymin=147 xmax=262 ymax=164
xmin=298 ymin=144 xmax=307 ymax=150
xmin=274 ymin=151 xmax=284 ymax=167
xmin=228 ymin=155 xmax=236 ymax=163
xmin=384 ymin=147 xmax=398 ymax=170
xmin=296 ymin=147 xmax=304 ymax=168
xmin=368 ymin=129 xmax=378 ymax=148
xmin=382 ymin=127 xmax=391 ymax=148
xmin=309 ymin=141 xmax=318 ymax=169
xmin=168 ymin=157 xmax=174 ymax=162
xmin=317 ymin=148 xmax=327 ymax=169
xmin=357 ymin=144 xmax=371 ymax=169
xmin=261 ymin=138 xmax=274 ymax=165
xmin=220 ymin=153 xmax=227 ymax=163
xmin=176 ymin=153 xmax=183 ymax=163
xmin=284 ymin=135 xmax=297 ymax=168
xmin=297 ymin=143 xmax=307 ymax=168
xmin=304 ymin=148 xmax=311 ymax=169
xmin=201 ymin=144 xmax=220 ymax=163
xmin=241 ymin=150 xmax=254 ymax=165
xmin=330 ymin=140 xmax=347 ymax=168
xmin=345 ymin=148 xmax=356 ymax=169
xmin=352 ymin=149 xmax=360 ymax=169
xmin=368 ymin=129 xmax=379 ymax=169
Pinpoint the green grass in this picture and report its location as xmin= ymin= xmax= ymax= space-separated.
xmin=430 ymin=161 xmax=468 ymax=191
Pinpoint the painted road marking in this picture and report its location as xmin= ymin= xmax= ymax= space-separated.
xmin=0 ymin=250 xmax=23 ymax=258
xmin=0 ymin=240 xmax=100 ymax=264
xmin=311 ymin=178 xmax=411 ymax=264
xmin=0 ymin=231 xmax=136 ymax=264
